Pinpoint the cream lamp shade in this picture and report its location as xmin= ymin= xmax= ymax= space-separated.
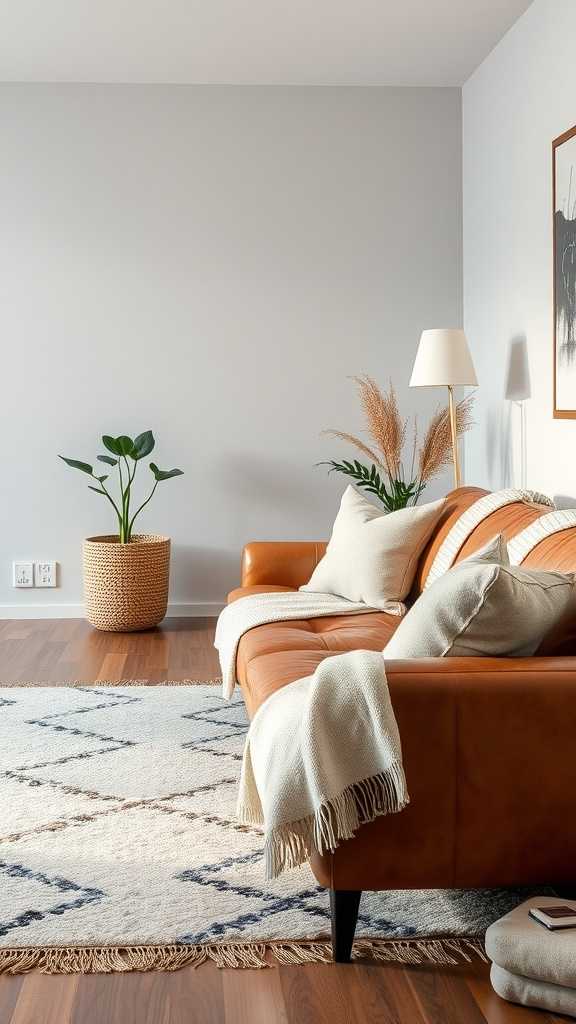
xmin=409 ymin=329 xmax=478 ymax=388
xmin=409 ymin=328 xmax=477 ymax=489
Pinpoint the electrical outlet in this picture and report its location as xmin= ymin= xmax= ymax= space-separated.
xmin=13 ymin=561 xmax=34 ymax=587
xmin=35 ymin=561 xmax=57 ymax=587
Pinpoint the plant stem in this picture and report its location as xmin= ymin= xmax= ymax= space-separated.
xmin=117 ymin=460 xmax=127 ymax=542
xmin=128 ymin=480 xmax=158 ymax=536
xmin=91 ymin=474 xmax=123 ymax=535
xmin=123 ymin=456 xmax=137 ymax=542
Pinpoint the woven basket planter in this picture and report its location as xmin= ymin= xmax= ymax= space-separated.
xmin=83 ymin=535 xmax=170 ymax=632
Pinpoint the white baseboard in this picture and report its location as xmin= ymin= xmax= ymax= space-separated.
xmin=167 ymin=602 xmax=225 ymax=617
xmin=0 ymin=602 xmax=225 ymax=620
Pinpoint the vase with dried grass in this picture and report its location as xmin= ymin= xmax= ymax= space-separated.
xmin=59 ymin=431 xmax=183 ymax=631
xmin=320 ymin=377 xmax=474 ymax=511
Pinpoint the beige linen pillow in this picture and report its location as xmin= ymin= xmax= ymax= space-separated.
xmin=300 ymin=486 xmax=446 ymax=612
xmin=383 ymin=540 xmax=574 ymax=658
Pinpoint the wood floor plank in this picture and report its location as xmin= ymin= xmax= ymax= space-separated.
xmin=95 ymin=653 xmax=128 ymax=681
xmin=223 ymin=964 xmax=287 ymax=1024
xmin=74 ymin=972 xmax=171 ymax=1024
xmin=71 ymin=967 xmax=225 ymax=1024
xmin=0 ymin=618 xmax=221 ymax=685
xmin=407 ymin=965 xmax=488 ymax=1024
xmin=70 ymin=973 xmax=128 ymax=1024
xmin=0 ymin=974 xmax=24 ymax=1024
xmin=348 ymin=963 xmax=429 ymax=1024
xmin=11 ymin=974 xmax=79 ymax=1024
xmin=279 ymin=962 xmax=371 ymax=1024
xmin=164 ymin=964 xmax=225 ymax=1024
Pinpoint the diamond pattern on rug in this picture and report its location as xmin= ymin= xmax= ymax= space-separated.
xmin=0 ymin=685 xmax=542 ymax=950
xmin=0 ymin=861 xmax=104 ymax=941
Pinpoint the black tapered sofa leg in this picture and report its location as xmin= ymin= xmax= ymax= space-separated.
xmin=330 ymin=889 xmax=362 ymax=963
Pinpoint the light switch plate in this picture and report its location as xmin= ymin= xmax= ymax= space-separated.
xmin=35 ymin=561 xmax=57 ymax=587
xmin=13 ymin=561 xmax=34 ymax=587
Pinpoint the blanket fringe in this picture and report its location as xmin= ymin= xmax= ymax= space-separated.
xmin=245 ymin=763 xmax=409 ymax=879
xmin=0 ymin=937 xmax=487 ymax=975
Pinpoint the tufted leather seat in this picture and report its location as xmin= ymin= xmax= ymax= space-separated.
xmin=234 ymin=605 xmax=398 ymax=715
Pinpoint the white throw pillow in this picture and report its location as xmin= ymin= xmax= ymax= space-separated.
xmin=383 ymin=546 xmax=574 ymax=659
xmin=300 ymin=486 xmax=446 ymax=612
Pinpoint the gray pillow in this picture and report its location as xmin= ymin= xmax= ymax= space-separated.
xmin=383 ymin=537 xmax=574 ymax=659
xmin=457 ymin=532 xmax=509 ymax=568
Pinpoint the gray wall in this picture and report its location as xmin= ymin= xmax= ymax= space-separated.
xmin=0 ymin=85 xmax=462 ymax=615
xmin=463 ymin=0 xmax=576 ymax=503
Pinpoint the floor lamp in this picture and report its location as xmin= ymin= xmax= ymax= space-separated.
xmin=409 ymin=329 xmax=478 ymax=489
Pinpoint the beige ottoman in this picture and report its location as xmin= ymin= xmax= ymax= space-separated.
xmin=485 ymin=896 xmax=576 ymax=1018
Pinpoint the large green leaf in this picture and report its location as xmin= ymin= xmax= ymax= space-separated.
xmin=59 ymin=456 xmax=93 ymax=475
xmin=150 ymin=462 xmax=184 ymax=482
xmin=115 ymin=435 xmax=135 ymax=457
xmin=102 ymin=435 xmax=122 ymax=456
xmin=132 ymin=430 xmax=155 ymax=460
xmin=97 ymin=454 xmax=118 ymax=466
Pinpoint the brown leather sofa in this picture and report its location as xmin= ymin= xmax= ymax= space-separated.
xmin=228 ymin=487 xmax=576 ymax=961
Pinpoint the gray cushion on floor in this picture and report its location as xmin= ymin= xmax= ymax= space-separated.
xmin=491 ymin=963 xmax=576 ymax=1018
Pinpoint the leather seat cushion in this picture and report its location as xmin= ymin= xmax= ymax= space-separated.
xmin=229 ymin=586 xmax=400 ymax=716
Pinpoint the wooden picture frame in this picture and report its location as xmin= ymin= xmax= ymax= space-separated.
xmin=553 ymin=123 xmax=576 ymax=418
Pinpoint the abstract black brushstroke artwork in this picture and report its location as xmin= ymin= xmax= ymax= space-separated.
xmin=554 ymin=124 xmax=576 ymax=417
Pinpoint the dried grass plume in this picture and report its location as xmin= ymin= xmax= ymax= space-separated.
xmin=324 ymin=376 xmax=408 ymax=479
xmin=418 ymin=393 xmax=475 ymax=483
xmin=324 ymin=377 xmax=475 ymax=497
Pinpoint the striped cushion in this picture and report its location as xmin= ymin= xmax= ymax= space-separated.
xmin=508 ymin=510 xmax=576 ymax=565
xmin=424 ymin=489 xmax=554 ymax=588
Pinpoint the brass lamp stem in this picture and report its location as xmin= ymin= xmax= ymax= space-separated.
xmin=447 ymin=385 xmax=461 ymax=488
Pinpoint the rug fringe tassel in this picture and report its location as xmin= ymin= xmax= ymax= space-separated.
xmin=0 ymin=937 xmax=487 ymax=975
xmin=2 ymin=678 xmax=223 ymax=688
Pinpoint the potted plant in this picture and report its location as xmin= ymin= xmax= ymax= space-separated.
xmin=320 ymin=376 xmax=474 ymax=510
xmin=59 ymin=431 xmax=183 ymax=631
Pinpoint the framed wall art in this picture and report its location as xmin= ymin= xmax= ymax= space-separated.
xmin=553 ymin=123 xmax=576 ymax=417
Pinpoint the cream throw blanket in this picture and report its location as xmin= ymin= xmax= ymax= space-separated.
xmin=236 ymin=648 xmax=409 ymax=878
xmin=216 ymin=591 xmax=408 ymax=878
xmin=215 ymin=590 xmax=384 ymax=699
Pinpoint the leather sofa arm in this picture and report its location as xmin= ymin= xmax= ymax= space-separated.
xmin=311 ymin=655 xmax=576 ymax=891
xmin=241 ymin=541 xmax=327 ymax=590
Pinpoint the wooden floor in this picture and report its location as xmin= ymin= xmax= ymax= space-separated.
xmin=0 ymin=618 xmax=568 ymax=1024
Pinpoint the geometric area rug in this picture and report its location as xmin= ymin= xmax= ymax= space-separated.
xmin=0 ymin=685 xmax=545 ymax=974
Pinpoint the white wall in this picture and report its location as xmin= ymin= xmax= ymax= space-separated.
xmin=0 ymin=85 xmax=461 ymax=616
xmin=463 ymin=0 xmax=576 ymax=503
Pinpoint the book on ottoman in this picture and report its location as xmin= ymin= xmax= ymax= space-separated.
xmin=529 ymin=904 xmax=576 ymax=930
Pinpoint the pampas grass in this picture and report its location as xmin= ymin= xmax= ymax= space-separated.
xmin=418 ymin=393 xmax=475 ymax=483
xmin=322 ymin=377 xmax=474 ymax=508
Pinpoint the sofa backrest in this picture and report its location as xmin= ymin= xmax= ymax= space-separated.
xmin=413 ymin=486 xmax=487 ymax=593
xmin=412 ymin=486 xmax=576 ymax=656
xmin=415 ymin=486 xmax=576 ymax=594
xmin=412 ymin=487 xmax=565 ymax=593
